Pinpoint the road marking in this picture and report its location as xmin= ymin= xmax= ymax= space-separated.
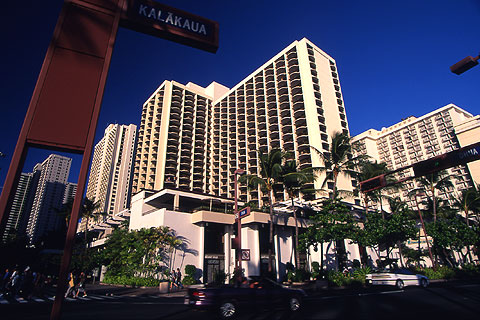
xmin=0 ymin=299 xmax=9 ymax=304
xmin=32 ymin=298 xmax=45 ymax=302
xmin=319 ymin=290 xmax=405 ymax=300
xmin=458 ymin=284 xmax=480 ymax=288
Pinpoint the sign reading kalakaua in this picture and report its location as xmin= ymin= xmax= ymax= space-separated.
xmin=121 ymin=0 xmax=219 ymax=53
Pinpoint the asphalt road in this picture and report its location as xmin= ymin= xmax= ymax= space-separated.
xmin=1 ymin=281 xmax=479 ymax=320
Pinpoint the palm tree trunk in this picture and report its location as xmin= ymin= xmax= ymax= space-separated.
xmin=332 ymin=170 xmax=338 ymax=200
xmin=431 ymin=184 xmax=437 ymax=224
xmin=84 ymin=216 xmax=89 ymax=245
xmin=320 ymin=242 xmax=324 ymax=274
xmin=292 ymin=197 xmax=300 ymax=269
xmin=268 ymin=189 xmax=274 ymax=274
xmin=397 ymin=241 xmax=405 ymax=267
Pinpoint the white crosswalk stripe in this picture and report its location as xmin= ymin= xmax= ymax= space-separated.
xmin=0 ymin=293 xmax=162 ymax=304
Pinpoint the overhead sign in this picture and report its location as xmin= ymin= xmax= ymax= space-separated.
xmin=235 ymin=206 xmax=250 ymax=220
xmin=413 ymin=141 xmax=480 ymax=177
xmin=241 ymin=249 xmax=250 ymax=261
xmin=121 ymin=0 xmax=219 ymax=53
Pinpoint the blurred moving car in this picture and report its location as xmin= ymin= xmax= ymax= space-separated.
xmin=365 ymin=268 xmax=429 ymax=289
xmin=184 ymin=276 xmax=306 ymax=319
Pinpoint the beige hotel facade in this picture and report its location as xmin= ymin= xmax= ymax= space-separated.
xmin=80 ymin=124 xmax=137 ymax=236
xmin=352 ymin=104 xmax=477 ymax=212
xmin=128 ymin=38 xmax=364 ymax=282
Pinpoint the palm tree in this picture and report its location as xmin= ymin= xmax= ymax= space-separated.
xmin=281 ymin=159 xmax=316 ymax=269
xmin=312 ymin=132 xmax=368 ymax=200
xmin=453 ymin=184 xmax=480 ymax=227
xmin=357 ymin=160 xmax=390 ymax=218
xmin=80 ymin=198 xmax=106 ymax=244
xmin=415 ymin=170 xmax=454 ymax=223
xmin=387 ymin=197 xmax=412 ymax=267
xmin=240 ymin=148 xmax=284 ymax=274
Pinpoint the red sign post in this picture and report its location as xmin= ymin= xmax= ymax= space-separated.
xmin=0 ymin=1 xmax=218 ymax=319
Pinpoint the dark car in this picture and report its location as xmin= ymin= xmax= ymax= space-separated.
xmin=184 ymin=276 xmax=306 ymax=319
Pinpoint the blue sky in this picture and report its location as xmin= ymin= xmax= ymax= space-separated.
xmin=0 ymin=0 xmax=479 ymax=190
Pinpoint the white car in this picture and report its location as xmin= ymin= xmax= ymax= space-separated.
xmin=365 ymin=268 xmax=429 ymax=289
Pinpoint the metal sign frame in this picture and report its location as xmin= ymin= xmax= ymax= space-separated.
xmin=0 ymin=1 xmax=218 ymax=319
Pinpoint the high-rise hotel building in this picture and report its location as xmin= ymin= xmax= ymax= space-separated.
xmin=25 ymin=154 xmax=72 ymax=244
xmin=2 ymin=172 xmax=33 ymax=242
xmin=86 ymin=124 xmax=137 ymax=215
xmin=352 ymin=104 xmax=475 ymax=209
xmin=133 ymin=38 xmax=354 ymax=204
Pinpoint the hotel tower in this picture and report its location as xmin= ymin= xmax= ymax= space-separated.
xmin=86 ymin=124 xmax=137 ymax=215
xmin=133 ymin=38 xmax=354 ymax=204
xmin=352 ymin=104 xmax=475 ymax=209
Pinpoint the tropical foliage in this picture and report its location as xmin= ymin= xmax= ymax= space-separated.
xmin=300 ymin=199 xmax=360 ymax=271
xmin=240 ymin=148 xmax=285 ymax=273
xmin=102 ymin=225 xmax=183 ymax=279
xmin=312 ymin=131 xmax=368 ymax=199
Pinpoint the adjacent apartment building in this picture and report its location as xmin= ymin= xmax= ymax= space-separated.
xmin=81 ymin=124 xmax=137 ymax=234
xmin=352 ymin=103 xmax=476 ymax=210
xmin=129 ymin=38 xmax=360 ymax=281
xmin=1 ymin=172 xmax=33 ymax=242
xmin=25 ymin=154 xmax=73 ymax=244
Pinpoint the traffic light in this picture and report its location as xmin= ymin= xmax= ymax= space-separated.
xmin=360 ymin=174 xmax=386 ymax=193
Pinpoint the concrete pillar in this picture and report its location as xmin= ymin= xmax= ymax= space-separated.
xmin=224 ymin=225 xmax=232 ymax=283
xmin=243 ymin=224 xmax=260 ymax=277
xmin=173 ymin=193 xmax=180 ymax=210
xmin=198 ymin=223 xmax=205 ymax=282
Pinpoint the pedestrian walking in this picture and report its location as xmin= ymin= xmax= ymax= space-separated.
xmin=74 ymin=272 xmax=87 ymax=298
xmin=64 ymin=272 xmax=76 ymax=298
xmin=169 ymin=269 xmax=178 ymax=291
xmin=6 ymin=268 xmax=21 ymax=298
xmin=0 ymin=268 xmax=11 ymax=292
xmin=175 ymin=268 xmax=183 ymax=289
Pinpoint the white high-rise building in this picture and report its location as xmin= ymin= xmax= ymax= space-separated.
xmin=86 ymin=124 xmax=137 ymax=215
xmin=130 ymin=38 xmax=359 ymax=281
xmin=133 ymin=38 xmax=354 ymax=204
xmin=25 ymin=154 xmax=72 ymax=244
xmin=352 ymin=103 xmax=475 ymax=209
xmin=63 ymin=182 xmax=77 ymax=205
xmin=2 ymin=172 xmax=33 ymax=242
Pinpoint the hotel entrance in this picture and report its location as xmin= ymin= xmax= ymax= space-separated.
xmin=203 ymin=223 xmax=226 ymax=283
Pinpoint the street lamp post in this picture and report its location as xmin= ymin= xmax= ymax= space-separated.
xmin=234 ymin=169 xmax=245 ymax=283
xmin=414 ymin=192 xmax=436 ymax=270
xmin=450 ymin=53 xmax=479 ymax=75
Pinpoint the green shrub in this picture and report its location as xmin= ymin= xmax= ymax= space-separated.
xmin=102 ymin=274 xmax=162 ymax=287
xmin=182 ymin=275 xmax=196 ymax=285
xmin=287 ymin=270 xmax=295 ymax=282
xmin=184 ymin=265 xmax=196 ymax=277
xmin=455 ymin=263 xmax=480 ymax=278
xmin=417 ymin=266 xmax=455 ymax=280
xmin=327 ymin=270 xmax=350 ymax=287
xmin=352 ymin=267 xmax=372 ymax=284
xmin=293 ymin=269 xmax=311 ymax=282
xmin=311 ymin=262 xmax=321 ymax=280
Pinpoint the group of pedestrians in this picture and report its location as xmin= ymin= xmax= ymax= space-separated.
xmin=0 ymin=266 xmax=50 ymax=299
xmin=64 ymin=271 xmax=88 ymax=298
xmin=169 ymin=268 xmax=183 ymax=291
